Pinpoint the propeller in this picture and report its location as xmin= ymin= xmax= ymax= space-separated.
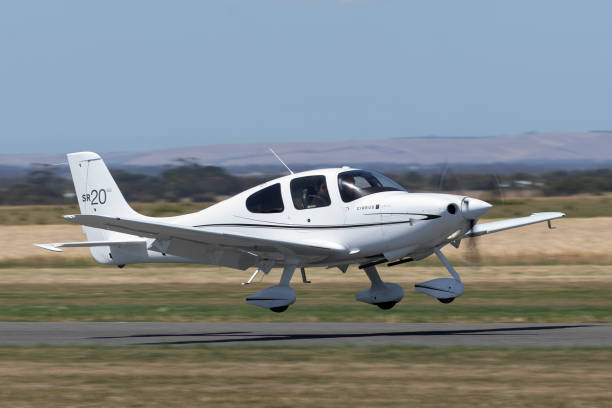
xmin=464 ymin=173 xmax=506 ymax=265
xmin=438 ymin=163 xmax=497 ymax=266
xmin=460 ymin=197 xmax=491 ymax=266
xmin=463 ymin=173 xmax=508 ymax=265
xmin=438 ymin=161 xmax=449 ymax=191
xmin=463 ymin=218 xmax=481 ymax=265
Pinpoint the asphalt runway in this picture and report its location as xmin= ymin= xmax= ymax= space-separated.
xmin=1 ymin=322 xmax=611 ymax=347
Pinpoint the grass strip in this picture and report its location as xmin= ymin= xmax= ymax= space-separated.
xmin=1 ymin=281 xmax=611 ymax=322
xmin=0 ymin=346 xmax=611 ymax=407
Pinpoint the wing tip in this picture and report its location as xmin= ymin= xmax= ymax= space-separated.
xmin=530 ymin=211 xmax=566 ymax=218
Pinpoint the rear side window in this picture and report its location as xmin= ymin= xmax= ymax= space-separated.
xmin=290 ymin=175 xmax=331 ymax=210
xmin=246 ymin=183 xmax=284 ymax=213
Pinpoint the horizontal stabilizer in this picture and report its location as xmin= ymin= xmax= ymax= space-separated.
xmin=466 ymin=212 xmax=565 ymax=237
xmin=34 ymin=240 xmax=146 ymax=253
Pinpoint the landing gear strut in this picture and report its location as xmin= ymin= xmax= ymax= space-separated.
xmin=241 ymin=268 xmax=261 ymax=285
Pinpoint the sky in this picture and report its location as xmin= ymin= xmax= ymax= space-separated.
xmin=1 ymin=0 xmax=612 ymax=154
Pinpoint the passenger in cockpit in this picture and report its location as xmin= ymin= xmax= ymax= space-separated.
xmin=316 ymin=179 xmax=328 ymax=200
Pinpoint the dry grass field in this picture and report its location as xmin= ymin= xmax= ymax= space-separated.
xmin=0 ymin=347 xmax=611 ymax=408
xmin=3 ymin=216 xmax=611 ymax=265
xmin=2 ymin=263 xmax=612 ymax=286
xmin=0 ymin=202 xmax=211 ymax=225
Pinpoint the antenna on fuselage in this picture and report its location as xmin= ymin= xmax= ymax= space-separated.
xmin=269 ymin=148 xmax=294 ymax=175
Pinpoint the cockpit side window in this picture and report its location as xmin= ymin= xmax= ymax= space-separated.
xmin=290 ymin=175 xmax=331 ymax=210
xmin=246 ymin=183 xmax=284 ymax=213
xmin=338 ymin=170 xmax=406 ymax=202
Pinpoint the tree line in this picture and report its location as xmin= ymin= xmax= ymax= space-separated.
xmin=1 ymin=165 xmax=612 ymax=205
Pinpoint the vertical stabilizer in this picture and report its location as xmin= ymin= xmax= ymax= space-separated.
xmin=66 ymin=152 xmax=142 ymax=255
xmin=67 ymin=152 xmax=139 ymax=218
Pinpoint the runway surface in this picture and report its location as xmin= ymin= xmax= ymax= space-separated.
xmin=1 ymin=322 xmax=611 ymax=347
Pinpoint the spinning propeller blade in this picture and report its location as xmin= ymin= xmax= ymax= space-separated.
xmin=464 ymin=218 xmax=482 ymax=265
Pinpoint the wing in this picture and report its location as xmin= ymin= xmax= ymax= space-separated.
xmin=466 ymin=212 xmax=565 ymax=237
xmin=62 ymin=214 xmax=348 ymax=263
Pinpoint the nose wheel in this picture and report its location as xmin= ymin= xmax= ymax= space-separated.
xmin=437 ymin=297 xmax=455 ymax=304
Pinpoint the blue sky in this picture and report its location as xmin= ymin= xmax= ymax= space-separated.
xmin=1 ymin=0 xmax=611 ymax=154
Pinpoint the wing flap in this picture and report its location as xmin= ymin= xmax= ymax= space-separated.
xmin=467 ymin=212 xmax=565 ymax=237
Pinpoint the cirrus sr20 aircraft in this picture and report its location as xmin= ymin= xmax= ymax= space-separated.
xmin=36 ymin=152 xmax=564 ymax=313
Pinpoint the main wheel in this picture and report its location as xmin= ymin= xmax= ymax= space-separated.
xmin=438 ymin=297 xmax=455 ymax=304
xmin=375 ymin=301 xmax=397 ymax=310
xmin=270 ymin=306 xmax=289 ymax=313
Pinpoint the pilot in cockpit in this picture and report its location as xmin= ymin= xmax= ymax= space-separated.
xmin=291 ymin=175 xmax=332 ymax=209
xmin=308 ymin=178 xmax=330 ymax=207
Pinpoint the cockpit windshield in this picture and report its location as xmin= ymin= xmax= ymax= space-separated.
xmin=337 ymin=170 xmax=406 ymax=202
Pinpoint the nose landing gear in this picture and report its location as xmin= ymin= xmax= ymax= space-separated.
xmin=415 ymin=248 xmax=464 ymax=303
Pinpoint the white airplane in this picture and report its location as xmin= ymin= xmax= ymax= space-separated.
xmin=36 ymin=152 xmax=564 ymax=312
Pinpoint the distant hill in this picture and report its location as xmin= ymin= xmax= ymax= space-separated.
xmin=2 ymin=132 xmax=611 ymax=175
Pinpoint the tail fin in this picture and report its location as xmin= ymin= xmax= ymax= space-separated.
xmin=67 ymin=152 xmax=142 ymax=243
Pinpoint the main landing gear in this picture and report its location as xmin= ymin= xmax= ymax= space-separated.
xmin=355 ymin=265 xmax=404 ymax=310
xmin=245 ymin=263 xmax=298 ymax=313
xmin=414 ymin=248 xmax=465 ymax=303
xmin=244 ymin=249 xmax=462 ymax=313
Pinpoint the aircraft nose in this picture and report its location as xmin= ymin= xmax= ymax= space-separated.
xmin=461 ymin=197 xmax=492 ymax=220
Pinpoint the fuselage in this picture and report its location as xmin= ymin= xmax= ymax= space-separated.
xmin=146 ymin=167 xmax=492 ymax=268
xmin=49 ymin=151 xmax=562 ymax=313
